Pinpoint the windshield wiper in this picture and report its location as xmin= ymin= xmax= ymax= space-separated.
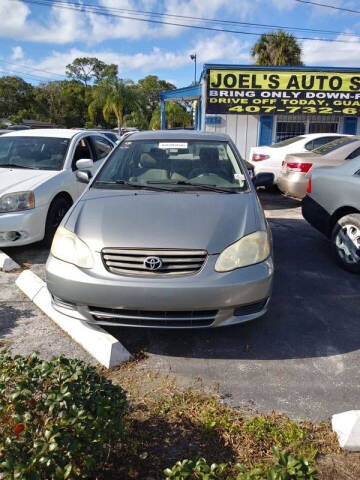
xmin=0 ymin=163 xmax=37 ymax=169
xmin=93 ymin=180 xmax=176 ymax=192
xmin=147 ymin=180 xmax=239 ymax=194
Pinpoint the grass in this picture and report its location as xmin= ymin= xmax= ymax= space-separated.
xmin=97 ymin=357 xmax=360 ymax=480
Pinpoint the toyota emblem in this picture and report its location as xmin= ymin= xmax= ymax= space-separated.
xmin=144 ymin=256 xmax=163 ymax=271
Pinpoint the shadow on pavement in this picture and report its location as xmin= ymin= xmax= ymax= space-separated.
xmin=3 ymin=242 xmax=49 ymax=266
xmin=258 ymin=190 xmax=301 ymax=211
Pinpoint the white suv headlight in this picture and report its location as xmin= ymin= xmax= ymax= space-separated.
xmin=0 ymin=191 xmax=35 ymax=213
xmin=51 ymin=226 xmax=94 ymax=269
xmin=215 ymin=231 xmax=270 ymax=272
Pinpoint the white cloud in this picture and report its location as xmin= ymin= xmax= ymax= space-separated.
xmin=11 ymin=46 xmax=24 ymax=60
xmin=302 ymin=34 xmax=360 ymax=67
xmin=16 ymin=34 xmax=250 ymax=81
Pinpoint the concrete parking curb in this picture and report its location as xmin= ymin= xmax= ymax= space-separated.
xmin=15 ymin=270 xmax=132 ymax=368
xmin=0 ymin=250 xmax=20 ymax=272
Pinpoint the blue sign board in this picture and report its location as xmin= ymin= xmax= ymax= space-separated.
xmin=205 ymin=116 xmax=222 ymax=125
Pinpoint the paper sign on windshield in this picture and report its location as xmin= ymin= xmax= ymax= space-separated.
xmin=158 ymin=142 xmax=188 ymax=149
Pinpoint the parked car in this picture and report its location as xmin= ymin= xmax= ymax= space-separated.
xmin=277 ymin=136 xmax=360 ymax=199
xmin=0 ymin=129 xmax=115 ymax=247
xmin=6 ymin=125 xmax=31 ymax=131
xmin=248 ymin=133 xmax=347 ymax=184
xmin=46 ymin=130 xmax=274 ymax=329
xmin=101 ymin=131 xmax=121 ymax=144
xmin=302 ymin=157 xmax=360 ymax=273
xmin=88 ymin=129 xmax=121 ymax=144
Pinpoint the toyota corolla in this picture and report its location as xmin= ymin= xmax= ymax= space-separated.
xmin=46 ymin=130 xmax=274 ymax=328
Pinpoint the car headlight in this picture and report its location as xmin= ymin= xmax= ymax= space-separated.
xmin=0 ymin=191 xmax=35 ymax=213
xmin=51 ymin=226 xmax=94 ymax=269
xmin=215 ymin=231 xmax=270 ymax=272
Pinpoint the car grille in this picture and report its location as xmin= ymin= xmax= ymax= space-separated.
xmin=101 ymin=248 xmax=207 ymax=276
xmin=88 ymin=307 xmax=218 ymax=327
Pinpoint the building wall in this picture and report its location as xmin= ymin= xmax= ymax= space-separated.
xmin=204 ymin=114 xmax=259 ymax=160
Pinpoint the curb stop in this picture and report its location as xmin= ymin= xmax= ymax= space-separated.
xmin=16 ymin=270 xmax=132 ymax=368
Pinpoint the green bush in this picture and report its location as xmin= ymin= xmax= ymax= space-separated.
xmin=164 ymin=458 xmax=228 ymax=480
xmin=0 ymin=352 xmax=126 ymax=479
xmin=164 ymin=448 xmax=317 ymax=480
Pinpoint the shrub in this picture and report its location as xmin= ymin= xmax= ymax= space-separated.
xmin=164 ymin=458 xmax=228 ymax=480
xmin=0 ymin=352 xmax=126 ymax=479
xmin=164 ymin=448 xmax=317 ymax=480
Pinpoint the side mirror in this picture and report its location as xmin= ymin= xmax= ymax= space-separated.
xmin=76 ymin=158 xmax=93 ymax=170
xmin=76 ymin=170 xmax=92 ymax=184
xmin=253 ymin=172 xmax=274 ymax=188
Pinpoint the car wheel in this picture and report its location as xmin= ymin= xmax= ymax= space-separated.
xmin=43 ymin=196 xmax=72 ymax=247
xmin=331 ymin=213 xmax=360 ymax=274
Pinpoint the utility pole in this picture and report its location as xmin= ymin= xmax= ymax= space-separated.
xmin=190 ymin=53 xmax=197 ymax=84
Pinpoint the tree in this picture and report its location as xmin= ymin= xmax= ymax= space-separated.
xmin=66 ymin=57 xmax=118 ymax=87
xmin=149 ymin=102 xmax=192 ymax=130
xmin=251 ymin=30 xmax=303 ymax=66
xmin=0 ymin=76 xmax=34 ymax=118
xmin=89 ymin=78 xmax=139 ymax=131
xmin=33 ymin=80 xmax=88 ymax=127
xmin=138 ymin=75 xmax=175 ymax=118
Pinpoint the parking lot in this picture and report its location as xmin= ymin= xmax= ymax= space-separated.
xmin=1 ymin=190 xmax=360 ymax=421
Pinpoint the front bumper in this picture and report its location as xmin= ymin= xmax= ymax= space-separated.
xmin=46 ymin=253 xmax=274 ymax=328
xmin=277 ymin=172 xmax=307 ymax=199
xmin=0 ymin=206 xmax=47 ymax=247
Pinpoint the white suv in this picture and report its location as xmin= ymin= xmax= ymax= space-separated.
xmin=0 ymin=129 xmax=114 ymax=247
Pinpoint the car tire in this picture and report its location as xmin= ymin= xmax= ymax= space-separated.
xmin=331 ymin=213 xmax=360 ymax=274
xmin=43 ymin=196 xmax=72 ymax=247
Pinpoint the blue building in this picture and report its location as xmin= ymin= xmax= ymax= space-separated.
xmin=160 ymin=64 xmax=360 ymax=160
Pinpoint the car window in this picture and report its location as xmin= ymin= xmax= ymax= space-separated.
xmin=0 ymin=136 xmax=69 ymax=170
xmin=313 ymin=137 xmax=358 ymax=155
xmin=72 ymin=137 xmax=93 ymax=169
xmin=304 ymin=136 xmax=344 ymax=151
xmin=103 ymin=132 xmax=119 ymax=143
xmin=346 ymin=146 xmax=360 ymax=160
xmin=269 ymin=136 xmax=305 ymax=148
xmin=93 ymin=139 xmax=248 ymax=192
xmin=91 ymin=136 xmax=113 ymax=161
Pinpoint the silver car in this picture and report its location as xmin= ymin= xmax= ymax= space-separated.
xmin=278 ymin=136 xmax=360 ymax=199
xmin=302 ymin=157 xmax=360 ymax=273
xmin=46 ymin=131 xmax=274 ymax=328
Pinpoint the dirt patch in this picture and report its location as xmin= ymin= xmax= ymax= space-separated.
xmin=99 ymin=359 xmax=359 ymax=480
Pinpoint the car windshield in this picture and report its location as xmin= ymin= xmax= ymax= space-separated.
xmin=0 ymin=136 xmax=70 ymax=170
xmin=93 ymin=139 xmax=248 ymax=192
xmin=270 ymin=136 xmax=304 ymax=148
xmin=313 ymin=137 xmax=358 ymax=155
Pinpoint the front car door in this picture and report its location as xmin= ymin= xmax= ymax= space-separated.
xmin=71 ymin=136 xmax=95 ymax=196
xmin=89 ymin=135 xmax=114 ymax=174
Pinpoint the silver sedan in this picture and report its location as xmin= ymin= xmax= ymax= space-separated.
xmin=46 ymin=130 xmax=274 ymax=328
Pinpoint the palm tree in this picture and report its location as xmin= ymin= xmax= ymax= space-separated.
xmin=149 ymin=102 xmax=192 ymax=130
xmin=89 ymin=79 xmax=138 ymax=132
xmin=251 ymin=30 xmax=303 ymax=66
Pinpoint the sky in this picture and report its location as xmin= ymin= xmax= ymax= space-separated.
xmin=2 ymin=0 xmax=360 ymax=87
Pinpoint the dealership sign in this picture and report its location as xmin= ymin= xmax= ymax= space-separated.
xmin=207 ymin=69 xmax=360 ymax=115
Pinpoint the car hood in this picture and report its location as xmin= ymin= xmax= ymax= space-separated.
xmin=65 ymin=189 xmax=262 ymax=254
xmin=0 ymin=168 xmax=59 ymax=196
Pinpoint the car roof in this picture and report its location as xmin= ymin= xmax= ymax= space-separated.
xmin=128 ymin=129 xmax=231 ymax=142
xmin=3 ymin=128 xmax=88 ymax=139
xmin=302 ymin=133 xmax=350 ymax=139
